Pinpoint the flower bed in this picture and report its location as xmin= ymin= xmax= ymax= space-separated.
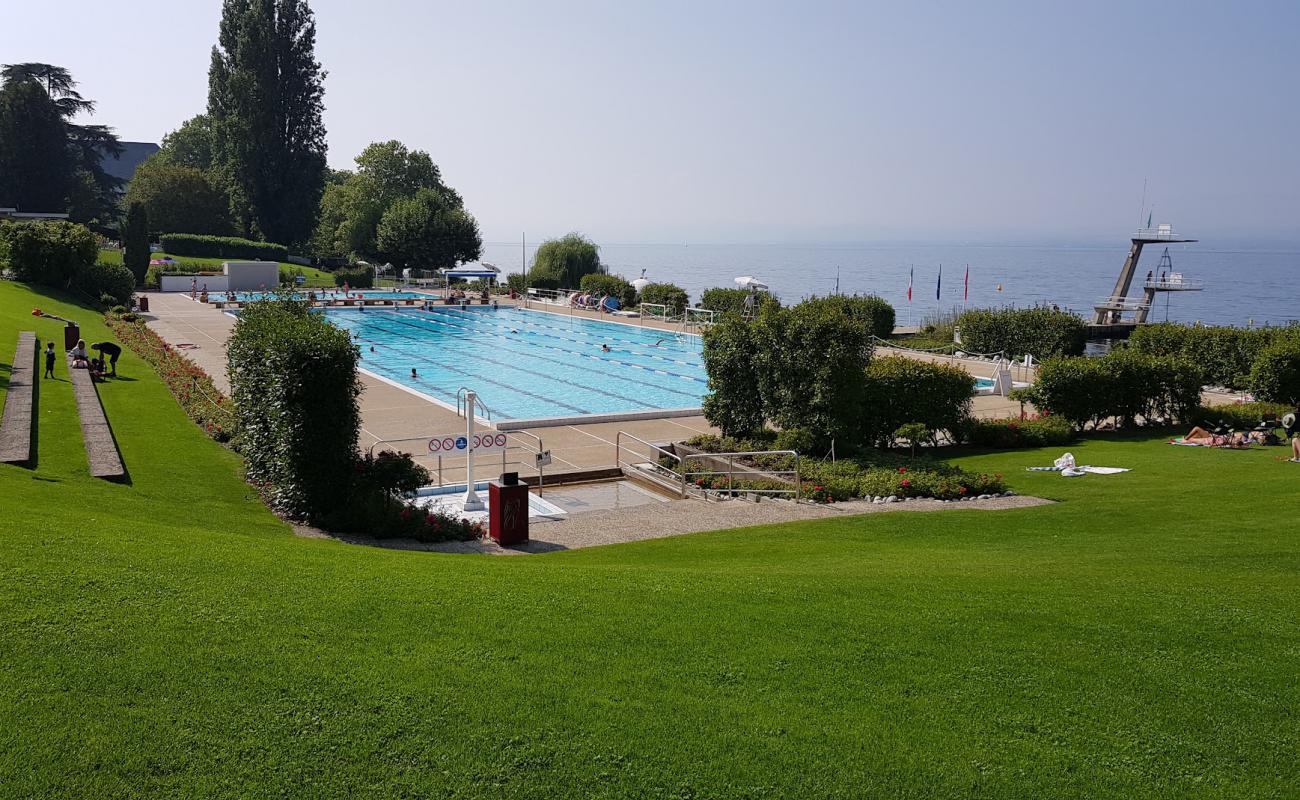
xmin=106 ymin=314 xmax=238 ymax=442
xmin=963 ymin=413 xmax=1075 ymax=449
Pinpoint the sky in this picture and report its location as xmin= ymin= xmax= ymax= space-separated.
xmin=4 ymin=0 xmax=1299 ymax=245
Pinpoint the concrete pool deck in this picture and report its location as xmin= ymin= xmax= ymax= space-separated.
xmin=140 ymin=292 xmax=1033 ymax=482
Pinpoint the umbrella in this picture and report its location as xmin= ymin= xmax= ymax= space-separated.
xmin=734 ymin=276 xmax=768 ymax=290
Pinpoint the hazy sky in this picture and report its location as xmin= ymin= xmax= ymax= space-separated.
xmin=4 ymin=1 xmax=1298 ymax=243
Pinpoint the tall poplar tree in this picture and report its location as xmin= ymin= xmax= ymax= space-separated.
xmin=207 ymin=0 xmax=328 ymax=246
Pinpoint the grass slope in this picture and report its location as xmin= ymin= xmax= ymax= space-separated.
xmin=1 ymin=280 xmax=1297 ymax=798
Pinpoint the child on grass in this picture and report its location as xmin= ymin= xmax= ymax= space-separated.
xmin=43 ymin=341 xmax=55 ymax=379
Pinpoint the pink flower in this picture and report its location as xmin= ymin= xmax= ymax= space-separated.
xmin=897 ymin=467 xmax=907 ymax=474
xmin=900 ymin=479 xmax=911 ymax=488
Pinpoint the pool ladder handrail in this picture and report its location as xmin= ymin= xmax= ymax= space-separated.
xmin=456 ymin=387 xmax=492 ymax=421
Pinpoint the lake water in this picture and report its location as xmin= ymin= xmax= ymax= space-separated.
xmin=481 ymin=240 xmax=1300 ymax=327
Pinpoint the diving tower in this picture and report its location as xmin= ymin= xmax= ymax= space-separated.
xmin=1091 ymin=224 xmax=1202 ymax=331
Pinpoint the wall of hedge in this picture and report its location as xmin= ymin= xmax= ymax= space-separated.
xmin=159 ymin=233 xmax=289 ymax=262
xmin=957 ymin=307 xmax=1087 ymax=359
xmin=859 ymin=356 xmax=975 ymax=446
xmin=1128 ymin=322 xmax=1300 ymax=390
xmin=227 ymin=299 xmax=362 ymax=522
xmin=1248 ymin=341 xmax=1300 ymax=405
xmin=699 ymin=287 xmax=780 ymax=317
xmin=1027 ymin=350 xmax=1203 ymax=430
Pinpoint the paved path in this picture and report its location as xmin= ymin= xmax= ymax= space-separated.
xmin=68 ymin=362 xmax=126 ymax=481
xmin=0 ymin=332 xmax=37 ymax=465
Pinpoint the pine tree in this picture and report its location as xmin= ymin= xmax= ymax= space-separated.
xmin=207 ymin=0 xmax=328 ymax=246
xmin=122 ymin=202 xmax=151 ymax=285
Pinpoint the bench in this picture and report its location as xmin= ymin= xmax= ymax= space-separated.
xmin=0 ymin=332 xmax=38 ymax=465
xmin=67 ymin=363 xmax=126 ymax=481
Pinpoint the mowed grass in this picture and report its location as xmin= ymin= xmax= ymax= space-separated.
xmin=1 ymin=280 xmax=1297 ymax=798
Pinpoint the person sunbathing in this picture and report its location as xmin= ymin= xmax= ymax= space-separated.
xmin=1291 ymin=435 xmax=1300 ymax=463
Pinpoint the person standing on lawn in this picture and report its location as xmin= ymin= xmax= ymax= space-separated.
xmin=43 ymin=341 xmax=55 ymax=379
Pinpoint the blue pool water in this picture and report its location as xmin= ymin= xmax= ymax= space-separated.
xmin=228 ymin=290 xmax=432 ymax=302
xmin=325 ymin=306 xmax=707 ymax=420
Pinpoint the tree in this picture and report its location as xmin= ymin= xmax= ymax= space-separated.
xmin=155 ymin=114 xmax=216 ymax=170
xmin=124 ymin=160 xmax=232 ymax=235
xmin=0 ymin=64 xmax=122 ymax=224
xmin=529 ymin=233 xmax=602 ymax=288
xmin=0 ymin=78 xmax=74 ymax=211
xmin=122 ymin=202 xmax=151 ymax=284
xmin=376 ymin=188 xmax=481 ymax=269
xmin=208 ymin=0 xmax=328 ymax=245
xmin=0 ymin=63 xmax=123 ymax=225
xmin=0 ymin=220 xmax=97 ymax=287
xmin=311 ymin=141 xmax=469 ymax=259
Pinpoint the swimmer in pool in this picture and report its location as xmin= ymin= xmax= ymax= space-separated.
xmin=369 ymin=346 xmax=375 ymax=352
xmin=601 ymin=344 xmax=611 ymax=352
xmin=411 ymin=368 xmax=418 ymax=378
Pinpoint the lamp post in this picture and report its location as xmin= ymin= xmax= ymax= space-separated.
xmin=462 ymin=391 xmax=484 ymax=511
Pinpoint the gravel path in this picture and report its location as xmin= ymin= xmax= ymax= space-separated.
xmin=296 ymin=493 xmax=1053 ymax=555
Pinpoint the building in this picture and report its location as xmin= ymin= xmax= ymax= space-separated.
xmin=99 ymin=141 xmax=160 ymax=188
xmin=0 ymin=207 xmax=70 ymax=221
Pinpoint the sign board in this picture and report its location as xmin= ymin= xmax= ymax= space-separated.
xmin=428 ymin=432 xmax=508 ymax=455
xmin=535 ymin=450 xmax=552 ymax=468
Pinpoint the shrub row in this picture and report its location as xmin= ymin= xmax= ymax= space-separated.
xmin=106 ymin=314 xmax=238 ymax=442
xmin=227 ymin=299 xmax=362 ymax=522
xmin=957 ymin=307 xmax=1087 ymax=359
xmin=1025 ymin=350 xmax=1203 ymax=430
xmin=860 ymin=356 xmax=974 ymax=446
xmin=1 ymin=220 xmax=135 ymax=305
xmin=159 ymin=233 xmax=289 ymax=262
xmin=639 ymin=282 xmax=690 ymax=316
xmin=1127 ymin=322 xmax=1300 ymax=390
xmin=964 ymin=414 xmax=1076 ymax=448
xmin=333 ymin=265 xmax=374 ymax=288
xmin=1195 ymin=401 xmax=1295 ymax=431
xmin=699 ymin=287 xmax=781 ymax=317
xmin=1247 ymin=341 xmax=1300 ymax=405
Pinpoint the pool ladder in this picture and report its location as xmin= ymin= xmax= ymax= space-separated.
xmin=456 ymin=387 xmax=493 ymax=420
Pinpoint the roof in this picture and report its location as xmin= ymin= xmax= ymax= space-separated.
xmin=99 ymin=141 xmax=160 ymax=183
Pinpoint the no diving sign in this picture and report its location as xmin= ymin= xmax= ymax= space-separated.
xmin=428 ymin=432 xmax=508 ymax=454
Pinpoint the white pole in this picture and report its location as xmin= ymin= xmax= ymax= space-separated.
xmin=462 ymin=391 xmax=484 ymax=511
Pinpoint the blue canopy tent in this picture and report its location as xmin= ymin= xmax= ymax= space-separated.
xmin=439 ymin=263 xmax=501 ymax=295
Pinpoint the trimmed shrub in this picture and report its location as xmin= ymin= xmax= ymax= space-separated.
xmin=1128 ymin=322 xmax=1300 ymax=390
xmin=701 ymin=316 xmax=766 ymax=437
xmin=1249 ymin=341 xmax=1300 ymax=405
xmin=957 ymin=307 xmax=1087 ymax=359
xmin=74 ymin=261 xmax=136 ymax=306
xmin=122 ymin=202 xmax=150 ymax=284
xmin=699 ymin=287 xmax=780 ymax=317
xmin=333 ymin=264 xmax=374 ymax=288
xmin=505 ymin=272 xmax=528 ymax=294
xmin=800 ymin=294 xmax=896 ymax=340
xmin=227 ymin=299 xmax=362 ymax=522
xmin=639 ymin=282 xmax=689 ymax=316
xmin=1028 ymin=351 xmax=1203 ymax=430
xmin=751 ymin=299 xmax=875 ymax=447
xmin=159 ymin=233 xmax=288 ymax=261
xmin=964 ymin=414 xmax=1076 ymax=449
xmin=579 ymin=272 xmax=636 ymax=309
xmin=860 ymin=356 xmax=975 ymax=446
xmin=0 ymin=220 xmax=97 ymax=286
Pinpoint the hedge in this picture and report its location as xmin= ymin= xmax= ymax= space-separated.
xmin=699 ymin=287 xmax=780 ymax=317
xmin=1027 ymin=350 xmax=1203 ymax=430
xmin=801 ymin=294 xmax=897 ymax=340
xmin=639 ymin=282 xmax=689 ymax=316
xmin=333 ymin=265 xmax=374 ymax=288
xmin=1129 ymin=322 xmax=1300 ymax=390
xmin=74 ymin=261 xmax=136 ymax=306
xmin=227 ymin=299 xmax=362 ymax=522
xmin=701 ymin=316 xmax=765 ymax=437
xmin=860 ymin=356 xmax=975 ymax=446
xmin=957 ymin=307 xmax=1087 ymax=359
xmin=1249 ymin=341 xmax=1300 ymax=405
xmin=0 ymin=220 xmax=97 ymax=287
xmin=159 ymin=233 xmax=289 ymax=262
xmin=579 ymin=272 xmax=636 ymax=309
xmin=1196 ymin=401 xmax=1295 ymax=431
xmin=964 ymin=414 xmax=1076 ymax=448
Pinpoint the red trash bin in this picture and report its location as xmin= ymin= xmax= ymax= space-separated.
xmin=488 ymin=479 xmax=529 ymax=545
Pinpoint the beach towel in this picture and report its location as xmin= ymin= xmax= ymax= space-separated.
xmin=1026 ymin=454 xmax=1130 ymax=477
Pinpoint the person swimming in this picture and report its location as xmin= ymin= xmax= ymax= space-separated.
xmin=600 ymin=344 xmax=611 ymax=352
xmin=411 ymin=368 xmax=418 ymax=378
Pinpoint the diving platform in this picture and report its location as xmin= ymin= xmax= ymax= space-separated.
xmin=1091 ymin=225 xmax=1202 ymax=327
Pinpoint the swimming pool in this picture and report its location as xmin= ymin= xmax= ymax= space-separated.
xmin=226 ymin=290 xmax=432 ymax=303
xmin=325 ymin=306 xmax=707 ymax=422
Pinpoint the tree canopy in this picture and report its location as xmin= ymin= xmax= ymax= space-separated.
xmin=529 ymin=233 xmax=603 ymax=288
xmin=0 ymin=63 xmax=122 ymax=225
xmin=375 ymin=188 xmax=482 ymax=270
xmin=208 ymin=0 xmax=328 ymax=246
xmin=155 ymin=114 xmax=217 ymax=170
xmin=123 ymin=161 xmax=233 ymax=236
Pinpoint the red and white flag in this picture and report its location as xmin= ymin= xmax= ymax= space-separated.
xmin=907 ymin=265 xmax=913 ymax=302
xmin=964 ymin=265 xmax=969 ymax=302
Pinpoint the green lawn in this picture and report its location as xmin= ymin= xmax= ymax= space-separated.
xmin=1 ymin=280 xmax=1297 ymax=798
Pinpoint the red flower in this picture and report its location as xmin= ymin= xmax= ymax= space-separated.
xmin=814 ymin=485 xmax=824 ymax=491
xmin=900 ymin=479 xmax=911 ymax=488
xmin=958 ymin=486 xmax=968 ymax=494
xmin=897 ymin=467 xmax=907 ymax=474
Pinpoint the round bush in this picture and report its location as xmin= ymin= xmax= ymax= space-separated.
xmin=1249 ymin=342 xmax=1300 ymax=405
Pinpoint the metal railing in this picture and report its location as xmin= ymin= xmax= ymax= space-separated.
xmin=1143 ymin=278 xmax=1204 ymax=291
xmin=681 ymin=449 xmax=801 ymax=500
xmin=615 ymin=431 xmax=688 ymax=498
xmin=456 ymin=387 xmax=492 ymax=420
xmin=368 ymin=429 xmax=546 ymax=491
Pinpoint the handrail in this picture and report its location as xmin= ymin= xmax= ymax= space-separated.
xmin=456 ymin=387 xmax=492 ymax=420
xmin=368 ymin=430 xmax=545 ymax=490
xmin=679 ymin=449 xmax=801 ymax=500
xmin=615 ymin=431 xmax=687 ymax=498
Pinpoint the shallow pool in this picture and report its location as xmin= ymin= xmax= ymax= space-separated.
xmin=325 ymin=306 xmax=706 ymax=421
